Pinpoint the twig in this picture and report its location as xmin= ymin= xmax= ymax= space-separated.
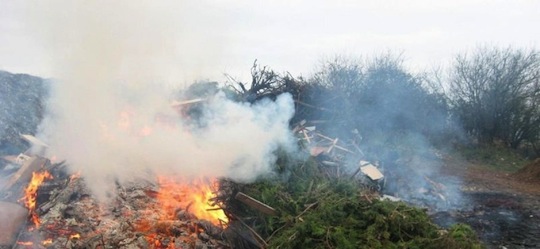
xmin=265 ymin=224 xmax=289 ymax=243
xmin=237 ymin=217 xmax=268 ymax=248
xmin=295 ymin=202 xmax=318 ymax=220
xmin=304 ymin=180 xmax=314 ymax=205
xmin=314 ymin=134 xmax=354 ymax=154
xmin=294 ymin=100 xmax=335 ymax=112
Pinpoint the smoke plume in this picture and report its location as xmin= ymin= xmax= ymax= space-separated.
xmin=28 ymin=1 xmax=296 ymax=201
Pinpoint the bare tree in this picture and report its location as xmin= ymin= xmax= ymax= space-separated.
xmin=227 ymin=60 xmax=286 ymax=102
xmin=449 ymin=46 xmax=540 ymax=147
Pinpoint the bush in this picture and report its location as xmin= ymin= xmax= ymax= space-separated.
xmin=448 ymin=46 xmax=540 ymax=148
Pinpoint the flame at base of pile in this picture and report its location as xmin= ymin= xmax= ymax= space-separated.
xmin=12 ymin=167 xmax=230 ymax=248
xmin=134 ymin=176 xmax=229 ymax=248
xmin=18 ymin=170 xmax=53 ymax=229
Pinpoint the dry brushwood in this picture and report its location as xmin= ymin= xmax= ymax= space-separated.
xmin=227 ymin=60 xmax=294 ymax=102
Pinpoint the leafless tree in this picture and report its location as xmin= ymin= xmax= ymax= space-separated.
xmin=227 ymin=60 xmax=286 ymax=102
xmin=449 ymin=46 xmax=540 ymax=148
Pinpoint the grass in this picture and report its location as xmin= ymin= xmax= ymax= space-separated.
xmin=456 ymin=144 xmax=531 ymax=173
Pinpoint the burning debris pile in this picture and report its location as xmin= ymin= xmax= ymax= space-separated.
xmin=0 ymin=114 xmax=481 ymax=249
xmin=0 ymin=63 xmax=483 ymax=248
xmin=1 ymin=149 xmax=231 ymax=248
xmin=0 ymin=128 xmax=482 ymax=249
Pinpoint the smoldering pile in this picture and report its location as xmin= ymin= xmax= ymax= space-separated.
xmin=1 ymin=155 xmax=230 ymax=249
xmin=0 ymin=121 xmax=461 ymax=249
xmin=0 ymin=59 xmax=484 ymax=249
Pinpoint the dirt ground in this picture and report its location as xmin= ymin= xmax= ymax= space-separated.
xmin=438 ymin=155 xmax=540 ymax=249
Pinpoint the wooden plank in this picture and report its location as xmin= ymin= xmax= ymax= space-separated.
xmin=1 ymin=156 xmax=50 ymax=191
xmin=0 ymin=201 xmax=28 ymax=246
xmin=235 ymin=192 xmax=277 ymax=216
xmin=1 ymin=155 xmax=19 ymax=165
xmin=326 ymin=138 xmax=339 ymax=153
xmin=314 ymin=133 xmax=354 ymax=154
xmin=170 ymin=98 xmax=205 ymax=107
xmin=302 ymin=130 xmax=311 ymax=144
xmin=360 ymin=163 xmax=384 ymax=181
xmin=20 ymin=134 xmax=48 ymax=148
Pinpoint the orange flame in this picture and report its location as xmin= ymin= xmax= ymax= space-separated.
xmin=42 ymin=239 xmax=53 ymax=245
xmin=156 ymin=177 xmax=228 ymax=225
xmin=19 ymin=171 xmax=53 ymax=228
xmin=69 ymin=233 xmax=81 ymax=240
xmin=136 ymin=176 xmax=228 ymax=247
xmin=16 ymin=241 xmax=33 ymax=246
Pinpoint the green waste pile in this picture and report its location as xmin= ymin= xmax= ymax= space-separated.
xmin=218 ymin=155 xmax=483 ymax=249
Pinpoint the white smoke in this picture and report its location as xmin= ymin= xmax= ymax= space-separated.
xmin=28 ymin=1 xmax=296 ymax=201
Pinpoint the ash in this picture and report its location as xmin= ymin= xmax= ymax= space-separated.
xmin=12 ymin=166 xmax=229 ymax=249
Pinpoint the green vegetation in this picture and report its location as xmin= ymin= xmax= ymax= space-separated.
xmin=224 ymin=157 xmax=483 ymax=249
xmin=455 ymin=144 xmax=530 ymax=172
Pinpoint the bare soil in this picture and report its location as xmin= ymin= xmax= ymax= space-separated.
xmin=437 ymin=155 xmax=540 ymax=249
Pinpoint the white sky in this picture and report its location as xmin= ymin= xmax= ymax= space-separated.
xmin=0 ymin=0 xmax=538 ymax=82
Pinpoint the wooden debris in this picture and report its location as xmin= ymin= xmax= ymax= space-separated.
xmin=235 ymin=192 xmax=277 ymax=216
xmin=20 ymin=134 xmax=48 ymax=156
xmin=2 ymin=135 xmax=47 ymax=166
xmin=237 ymin=217 xmax=268 ymax=248
xmin=294 ymin=100 xmax=334 ymax=112
xmin=327 ymin=138 xmax=339 ymax=153
xmin=2 ymin=155 xmax=20 ymax=165
xmin=302 ymin=130 xmax=311 ymax=143
xmin=20 ymin=134 xmax=48 ymax=148
xmin=321 ymin=160 xmax=339 ymax=167
xmin=1 ymin=156 xmax=49 ymax=191
xmin=309 ymin=147 xmax=329 ymax=157
xmin=170 ymin=98 xmax=205 ymax=107
xmin=0 ymin=201 xmax=28 ymax=246
xmin=380 ymin=195 xmax=401 ymax=202
xmin=360 ymin=161 xmax=384 ymax=181
xmin=314 ymin=133 xmax=354 ymax=154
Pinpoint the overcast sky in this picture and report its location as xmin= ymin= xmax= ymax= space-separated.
xmin=0 ymin=0 xmax=538 ymax=83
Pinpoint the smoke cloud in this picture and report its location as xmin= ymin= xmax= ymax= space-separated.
xmin=28 ymin=1 xmax=296 ymax=201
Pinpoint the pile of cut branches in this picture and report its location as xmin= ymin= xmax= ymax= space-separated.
xmin=217 ymin=154 xmax=483 ymax=249
xmin=209 ymin=62 xmax=483 ymax=248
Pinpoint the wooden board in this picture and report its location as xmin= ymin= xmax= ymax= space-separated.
xmin=170 ymin=98 xmax=205 ymax=107
xmin=20 ymin=134 xmax=48 ymax=148
xmin=235 ymin=192 xmax=277 ymax=216
xmin=0 ymin=201 xmax=28 ymax=246
xmin=1 ymin=156 xmax=50 ymax=191
xmin=360 ymin=164 xmax=384 ymax=181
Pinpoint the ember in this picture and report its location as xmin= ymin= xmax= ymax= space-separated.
xmin=41 ymin=239 xmax=53 ymax=245
xmin=15 ymin=241 xmax=33 ymax=246
xmin=69 ymin=234 xmax=80 ymax=240
xmin=18 ymin=170 xmax=53 ymax=228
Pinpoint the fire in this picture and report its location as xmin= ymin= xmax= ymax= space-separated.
xmin=155 ymin=176 xmax=228 ymax=225
xmin=136 ymin=176 xmax=228 ymax=247
xmin=117 ymin=109 xmax=155 ymax=137
xmin=42 ymin=239 xmax=53 ymax=245
xmin=19 ymin=170 xmax=53 ymax=228
xmin=69 ymin=233 xmax=81 ymax=240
